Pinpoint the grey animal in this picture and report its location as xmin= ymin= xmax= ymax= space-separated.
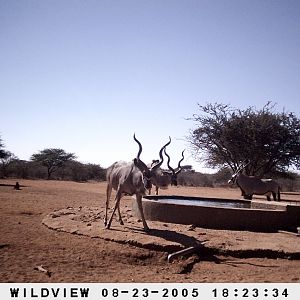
xmin=105 ymin=134 xmax=170 ymax=231
xmin=148 ymin=145 xmax=185 ymax=195
xmin=228 ymin=163 xmax=281 ymax=201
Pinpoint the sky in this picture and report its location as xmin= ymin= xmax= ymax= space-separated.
xmin=1 ymin=0 xmax=300 ymax=173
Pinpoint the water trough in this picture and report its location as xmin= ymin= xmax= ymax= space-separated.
xmin=132 ymin=195 xmax=300 ymax=232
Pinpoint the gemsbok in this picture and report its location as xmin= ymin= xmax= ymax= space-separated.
xmin=105 ymin=134 xmax=170 ymax=232
xmin=228 ymin=162 xmax=281 ymax=201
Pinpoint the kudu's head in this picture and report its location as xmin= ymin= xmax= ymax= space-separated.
xmin=133 ymin=134 xmax=171 ymax=189
xmin=163 ymin=148 xmax=185 ymax=186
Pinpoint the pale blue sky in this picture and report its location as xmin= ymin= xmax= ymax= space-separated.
xmin=1 ymin=0 xmax=300 ymax=172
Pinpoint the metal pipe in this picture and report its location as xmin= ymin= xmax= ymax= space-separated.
xmin=167 ymin=245 xmax=203 ymax=263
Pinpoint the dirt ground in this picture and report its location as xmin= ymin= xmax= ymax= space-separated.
xmin=0 ymin=179 xmax=300 ymax=283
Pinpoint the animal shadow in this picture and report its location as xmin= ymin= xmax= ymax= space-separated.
xmin=148 ymin=228 xmax=203 ymax=248
xmin=126 ymin=225 xmax=207 ymax=252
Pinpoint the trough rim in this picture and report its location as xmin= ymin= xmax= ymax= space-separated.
xmin=142 ymin=195 xmax=288 ymax=212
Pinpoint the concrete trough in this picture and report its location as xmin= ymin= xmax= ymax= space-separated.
xmin=132 ymin=195 xmax=300 ymax=232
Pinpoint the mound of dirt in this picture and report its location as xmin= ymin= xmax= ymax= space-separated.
xmin=43 ymin=206 xmax=300 ymax=259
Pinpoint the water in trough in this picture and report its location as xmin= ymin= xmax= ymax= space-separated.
xmin=153 ymin=197 xmax=251 ymax=209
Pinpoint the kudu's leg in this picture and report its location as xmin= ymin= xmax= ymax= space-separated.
xmin=277 ymin=189 xmax=281 ymax=201
xmin=117 ymin=201 xmax=124 ymax=225
xmin=155 ymin=186 xmax=159 ymax=195
xmin=136 ymin=194 xmax=150 ymax=232
xmin=105 ymin=183 xmax=112 ymax=227
xmin=106 ymin=190 xmax=122 ymax=229
xmin=271 ymin=191 xmax=277 ymax=201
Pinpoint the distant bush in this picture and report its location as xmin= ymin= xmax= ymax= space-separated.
xmin=56 ymin=161 xmax=106 ymax=182
xmin=277 ymin=176 xmax=300 ymax=192
xmin=0 ymin=158 xmax=106 ymax=182
xmin=178 ymin=171 xmax=214 ymax=187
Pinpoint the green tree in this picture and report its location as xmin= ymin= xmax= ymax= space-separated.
xmin=187 ymin=102 xmax=300 ymax=176
xmin=31 ymin=148 xmax=76 ymax=179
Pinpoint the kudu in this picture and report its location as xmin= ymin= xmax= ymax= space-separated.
xmin=228 ymin=162 xmax=281 ymax=201
xmin=148 ymin=144 xmax=185 ymax=195
xmin=105 ymin=134 xmax=170 ymax=231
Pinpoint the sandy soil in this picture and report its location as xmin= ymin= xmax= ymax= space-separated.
xmin=0 ymin=179 xmax=300 ymax=283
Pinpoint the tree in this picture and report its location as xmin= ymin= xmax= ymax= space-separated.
xmin=31 ymin=148 xmax=76 ymax=179
xmin=0 ymin=151 xmax=18 ymax=178
xmin=187 ymin=102 xmax=300 ymax=177
xmin=9 ymin=159 xmax=31 ymax=179
xmin=0 ymin=136 xmax=7 ymax=159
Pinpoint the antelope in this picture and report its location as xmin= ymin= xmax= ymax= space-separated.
xmin=228 ymin=162 xmax=281 ymax=201
xmin=105 ymin=134 xmax=170 ymax=232
xmin=148 ymin=145 xmax=185 ymax=195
